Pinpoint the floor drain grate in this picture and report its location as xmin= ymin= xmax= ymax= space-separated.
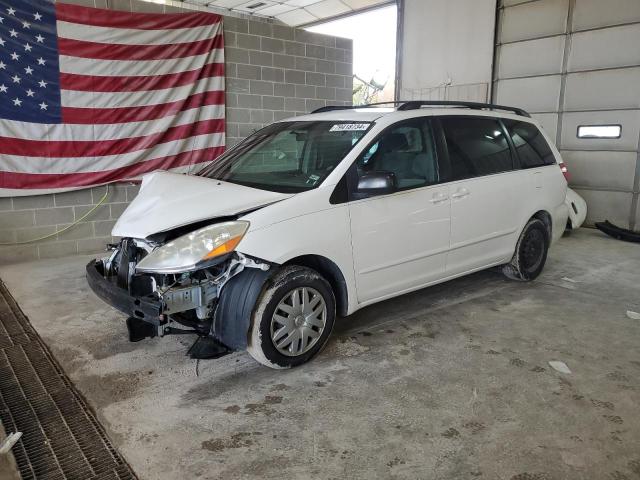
xmin=0 ymin=279 xmax=138 ymax=480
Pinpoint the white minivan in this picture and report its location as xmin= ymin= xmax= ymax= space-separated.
xmin=87 ymin=101 xmax=569 ymax=368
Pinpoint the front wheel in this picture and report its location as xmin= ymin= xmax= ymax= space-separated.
xmin=502 ymin=218 xmax=549 ymax=281
xmin=247 ymin=266 xmax=336 ymax=369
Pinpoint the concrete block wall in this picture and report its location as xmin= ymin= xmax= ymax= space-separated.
xmin=0 ymin=0 xmax=353 ymax=265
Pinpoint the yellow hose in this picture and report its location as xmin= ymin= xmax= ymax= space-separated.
xmin=0 ymin=184 xmax=110 ymax=246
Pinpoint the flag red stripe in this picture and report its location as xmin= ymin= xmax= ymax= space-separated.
xmin=61 ymin=90 xmax=225 ymax=124
xmin=0 ymin=119 xmax=224 ymax=157
xmin=60 ymin=62 xmax=225 ymax=92
xmin=0 ymin=146 xmax=225 ymax=189
xmin=57 ymin=34 xmax=224 ymax=61
xmin=56 ymin=3 xmax=222 ymax=30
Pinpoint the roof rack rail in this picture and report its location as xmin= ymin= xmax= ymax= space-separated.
xmin=311 ymin=100 xmax=530 ymax=117
xmin=397 ymin=100 xmax=530 ymax=117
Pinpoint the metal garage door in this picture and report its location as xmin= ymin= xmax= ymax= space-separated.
xmin=492 ymin=0 xmax=640 ymax=230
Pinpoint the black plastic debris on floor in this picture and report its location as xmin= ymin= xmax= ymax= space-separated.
xmin=0 ymin=279 xmax=138 ymax=480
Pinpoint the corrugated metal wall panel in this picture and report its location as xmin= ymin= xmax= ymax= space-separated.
xmin=561 ymin=150 xmax=637 ymax=191
xmin=494 ymin=0 xmax=640 ymax=230
xmin=497 ymin=36 xmax=565 ymax=78
xmin=496 ymin=76 xmax=561 ymax=112
xmin=563 ymin=68 xmax=640 ymax=111
xmin=500 ymin=0 xmax=568 ymax=43
xmin=560 ymin=110 xmax=640 ymax=151
xmin=573 ymin=0 xmax=640 ymax=31
xmin=568 ymin=24 xmax=640 ymax=71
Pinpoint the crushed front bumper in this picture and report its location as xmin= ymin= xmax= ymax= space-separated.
xmin=85 ymin=259 xmax=163 ymax=323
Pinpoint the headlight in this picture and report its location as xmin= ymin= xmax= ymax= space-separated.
xmin=136 ymin=221 xmax=249 ymax=274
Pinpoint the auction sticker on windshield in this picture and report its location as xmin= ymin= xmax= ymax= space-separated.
xmin=330 ymin=123 xmax=370 ymax=132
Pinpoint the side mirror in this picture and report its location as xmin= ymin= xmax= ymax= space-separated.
xmin=356 ymin=171 xmax=397 ymax=197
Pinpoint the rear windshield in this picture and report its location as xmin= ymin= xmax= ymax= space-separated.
xmin=197 ymin=121 xmax=372 ymax=193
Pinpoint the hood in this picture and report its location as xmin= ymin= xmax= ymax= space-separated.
xmin=112 ymin=171 xmax=292 ymax=239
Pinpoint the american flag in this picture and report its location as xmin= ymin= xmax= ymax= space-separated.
xmin=0 ymin=0 xmax=225 ymax=194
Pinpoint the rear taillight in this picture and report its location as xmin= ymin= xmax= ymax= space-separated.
xmin=559 ymin=161 xmax=570 ymax=182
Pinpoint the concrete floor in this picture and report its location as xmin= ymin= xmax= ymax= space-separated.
xmin=1 ymin=228 xmax=639 ymax=480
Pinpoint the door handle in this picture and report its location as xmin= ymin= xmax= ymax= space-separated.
xmin=451 ymin=188 xmax=470 ymax=199
xmin=429 ymin=193 xmax=449 ymax=204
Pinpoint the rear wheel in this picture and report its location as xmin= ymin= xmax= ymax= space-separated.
xmin=502 ymin=218 xmax=549 ymax=281
xmin=247 ymin=266 xmax=335 ymax=369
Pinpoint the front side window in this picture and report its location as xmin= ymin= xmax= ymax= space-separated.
xmin=198 ymin=121 xmax=371 ymax=193
xmin=441 ymin=116 xmax=514 ymax=180
xmin=356 ymin=118 xmax=439 ymax=190
xmin=503 ymin=119 xmax=555 ymax=168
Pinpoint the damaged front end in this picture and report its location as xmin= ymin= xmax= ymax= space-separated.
xmin=86 ymin=223 xmax=271 ymax=358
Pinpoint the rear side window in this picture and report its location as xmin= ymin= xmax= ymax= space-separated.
xmin=441 ymin=117 xmax=514 ymax=180
xmin=503 ymin=119 xmax=555 ymax=168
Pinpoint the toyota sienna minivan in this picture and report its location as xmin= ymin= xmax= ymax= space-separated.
xmin=87 ymin=101 xmax=569 ymax=368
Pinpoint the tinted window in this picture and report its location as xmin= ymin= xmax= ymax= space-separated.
xmin=441 ymin=117 xmax=514 ymax=180
xmin=503 ymin=119 xmax=555 ymax=168
xmin=357 ymin=119 xmax=439 ymax=190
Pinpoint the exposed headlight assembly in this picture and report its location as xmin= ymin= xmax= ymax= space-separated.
xmin=136 ymin=221 xmax=249 ymax=274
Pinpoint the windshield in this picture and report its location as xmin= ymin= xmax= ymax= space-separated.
xmin=197 ymin=121 xmax=372 ymax=193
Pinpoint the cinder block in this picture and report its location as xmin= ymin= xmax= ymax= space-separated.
xmin=227 ymin=108 xmax=251 ymax=123
xmin=337 ymin=87 xmax=353 ymax=102
xmin=249 ymin=51 xmax=273 ymax=67
xmin=343 ymin=49 xmax=353 ymax=63
xmin=237 ymin=64 xmax=262 ymax=80
xmin=74 ymin=203 xmax=111 ymax=222
xmin=227 ymin=78 xmax=250 ymax=94
xmin=78 ymin=237 xmax=110 ymax=255
xmin=326 ymin=48 xmax=345 ymax=62
xmin=336 ymin=62 xmax=352 ymax=76
xmin=223 ymin=30 xmax=236 ymax=48
xmin=285 ymin=69 xmax=306 ymax=85
xmin=261 ymin=67 xmax=284 ymax=83
xmin=336 ymin=37 xmax=352 ymax=50
xmin=35 ymin=206 xmax=72 ymax=226
xmin=237 ymin=94 xmax=262 ymax=109
xmin=296 ymin=84 xmax=316 ymax=99
xmin=94 ymin=220 xmax=117 ymax=237
xmin=326 ymin=74 xmax=345 ymax=88
xmin=0 ymin=198 xmax=12 ymax=211
xmin=274 ymin=83 xmax=296 ymax=97
xmin=131 ymin=0 xmax=163 ymax=12
xmin=56 ymin=221 xmax=94 ymax=241
xmin=261 ymin=37 xmax=284 ymax=54
xmin=225 ymin=17 xmax=249 ymax=34
xmin=239 ymin=124 xmax=258 ymax=138
xmin=0 ymin=230 xmax=16 ymax=243
xmin=226 ymin=47 xmax=250 ymax=64
xmin=226 ymin=92 xmax=238 ymax=107
xmin=263 ymin=96 xmax=284 ymax=110
xmin=251 ymin=110 xmax=274 ymax=124
xmin=110 ymin=203 xmax=129 ymax=220
xmin=316 ymin=86 xmax=336 ymax=101
xmin=306 ymin=45 xmax=326 ymax=60
xmin=126 ymin=185 xmax=140 ymax=202
xmin=12 ymin=194 xmax=54 ymax=210
xmin=38 ymin=241 xmax=78 ymax=259
xmin=295 ymin=29 xmax=335 ymax=48
xmin=306 ymin=99 xmax=326 ymax=112
xmin=226 ymin=124 xmax=239 ymax=138
xmin=284 ymin=41 xmax=305 ymax=56
xmin=295 ymin=57 xmax=316 ymax=72
xmin=15 ymin=225 xmax=58 ymax=243
xmin=250 ymin=80 xmax=274 ymax=96
xmin=225 ymin=63 xmax=237 ymax=79
xmin=274 ymin=111 xmax=294 ymax=121
xmin=316 ymin=60 xmax=336 ymax=74
xmin=236 ymin=33 xmax=260 ymax=50
xmin=0 ymin=245 xmax=39 ymax=264
xmin=248 ymin=20 xmax=272 ymax=37
xmin=273 ymin=54 xmax=295 ymax=69
xmin=285 ymin=98 xmax=307 ymax=112
xmin=273 ymin=24 xmax=294 ymax=41
xmin=0 ymin=210 xmax=35 ymax=228
xmin=54 ymin=188 xmax=93 ymax=206
xmin=306 ymin=72 xmax=326 ymax=86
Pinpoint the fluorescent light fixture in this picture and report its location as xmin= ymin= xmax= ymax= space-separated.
xmin=577 ymin=125 xmax=621 ymax=139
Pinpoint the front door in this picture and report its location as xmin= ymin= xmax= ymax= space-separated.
xmin=348 ymin=118 xmax=451 ymax=303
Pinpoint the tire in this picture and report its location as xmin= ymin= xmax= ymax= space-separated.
xmin=247 ymin=265 xmax=336 ymax=369
xmin=502 ymin=218 xmax=550 ymax=281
